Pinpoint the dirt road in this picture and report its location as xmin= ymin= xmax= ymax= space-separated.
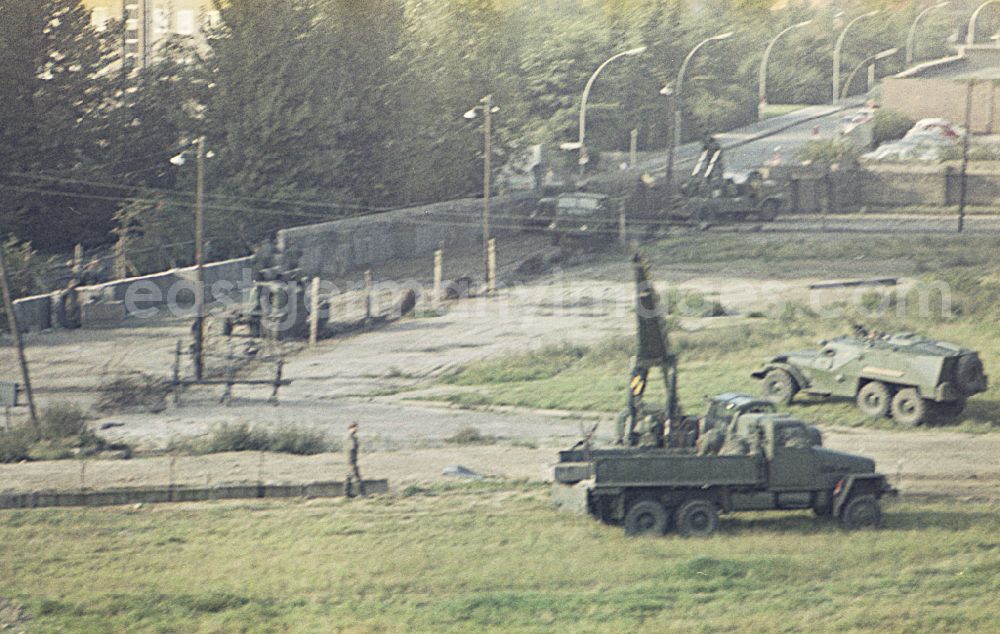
xmin=2 ymin=427 xmax=998 ymax=501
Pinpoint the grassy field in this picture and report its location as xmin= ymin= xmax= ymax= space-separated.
xmin=1 ymin=483 xmax=998 ymax=632
xmin=432 ymin=234 xmax=1000 ymax=431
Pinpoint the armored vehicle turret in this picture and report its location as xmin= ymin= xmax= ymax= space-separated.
xmin=751 ymin=329 xmax=988 ymax=426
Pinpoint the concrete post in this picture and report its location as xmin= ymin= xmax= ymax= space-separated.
xmin=487 ymin=239 xmax=497 ymax=294
xmin=619 ymin=209 xmax=627 ymax=244
xmin=309 ymin=276 xmax=320 ymax=347
xmin=433 ymin=249 xmax=443 ymax=307
xmin=364 ymin=270 xmax=372 ymax=325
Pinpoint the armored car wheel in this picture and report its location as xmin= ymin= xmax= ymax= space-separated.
xmin=762 ymin=369 xmax=797 ymax=406
xmin=624 ymin=500 xmax=669 ymax=536
xmin=675 ymin=499 xmax=720 ymax=538
xmin=856 ymin=381 xmax=891 ymax=418
xmin=891 ymin=388 xmax=927 ymax=427
xmin=840 ymin=494 xmax=882 ymax=530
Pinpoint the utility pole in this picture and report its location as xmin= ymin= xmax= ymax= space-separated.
xmin=482 ymin=94 xmax=493 ymax=293
xmin=0 ymin=246 xmax=39 ymax=432
xmin=958 ymin=80 xmax=975 ymax=233
xmin=193 ymin=136 xmax=206 ymax=380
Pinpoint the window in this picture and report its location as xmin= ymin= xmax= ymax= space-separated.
xmin=153 ymin=9 xmax=168 ymax=35
xmin=91 ymin=7 xmax=109 ymax=31
xmin=176 ymin=10 xmax=195 ymax=35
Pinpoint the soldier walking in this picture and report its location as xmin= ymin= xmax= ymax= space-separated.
xmin=345 ymin=422 xmax=365 ymax=497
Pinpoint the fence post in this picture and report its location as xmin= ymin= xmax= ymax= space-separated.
xmin=364 ymin=270 xmax=372 ymax=326
xmin=114 ymin=239 xmax=126 ymax=279
xmin=619 ymin=209 xmax=627 ymax=244
xmin=309 ymin=276 xmax=321 ymax=346
xmin=73 ymin=244 xmax=84 ymax=280
xmin=487 ymin=239 xmax=497 ymax=294
xmin=433 ymin=249 xmax=443 ymax=308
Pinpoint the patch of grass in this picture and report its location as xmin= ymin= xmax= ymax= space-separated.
xmin=443 ymin=342 xmax=586 ymax=385
xmin=0 ymin=425 xmax=33 ymax=463
xmin=0 ymin=489 xmax=998 ymax=631
xmin=759 ymin=103 xmax=808 ymax=119
xmin=39 ymin=403 xmax=88 ymax=440
xmin=201 ymin=423 xmax=331 ymax=455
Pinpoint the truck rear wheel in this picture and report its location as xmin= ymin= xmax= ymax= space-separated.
xmin=840 ymin=494 xmax=882 ymax=530
xmin=762 ymin=369 xmax=797 ymax=406
xmin=856 ymin=381 xmax=891 ymax=418
xmin=675 ymin=499 xmax=719 ymax=537
xmin=891 ymin=388 xmax=927 ymax=426
xmin=624 ymin=500 xmax=669 ymax=536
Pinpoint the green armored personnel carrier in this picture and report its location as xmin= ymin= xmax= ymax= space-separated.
xmin=554 ymin=413 xmax=895 ymax=536
xmin=751 ymin=329 xmax=988 ymax=426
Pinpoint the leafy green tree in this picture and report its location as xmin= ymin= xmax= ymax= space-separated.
xmin=0 ymin=0 xmax=118 ymax=250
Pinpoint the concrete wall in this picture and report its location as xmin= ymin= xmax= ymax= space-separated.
xmin=9 ymin=256 xmax=253 ymax=333
xmin=780 ymin=162 xmax=1000 ymax=213
xmin=278 ymin=194 xmax=535 ymax=279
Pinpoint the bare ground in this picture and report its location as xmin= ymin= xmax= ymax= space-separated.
xmin=2 ymin=226 xmax=995 ymax=500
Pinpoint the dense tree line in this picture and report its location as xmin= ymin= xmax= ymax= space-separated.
xmin=0 ymin=0 xmax=996 ymax=282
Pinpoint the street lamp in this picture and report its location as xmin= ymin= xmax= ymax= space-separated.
xmin=170 ymin=137 xmax=213 ymax=381
xmin=572 ymin=46 xmax=647 ymax=175
xmin=841 ymin=47 xmax=900 ymax=100
xmin=464 ymin=95 xmax=499 ymax=292
xmin=967 ymin=0 xmax=1000 ymax=45
xmin=906 ymin=2 xmax=949 ymax=67
xmin=759 ymin=19 xmax=813 ymax=118
xmin=833 ymin=10 xmax=880 ymax=104
xmin=666 ymin=30 xmax=734 ymax=191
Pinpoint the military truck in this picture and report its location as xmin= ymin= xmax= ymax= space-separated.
xmin=546 ymin=192 xmax=619 ymax=245
xmin=751 ymin=330 xmax=988 ymax=426
xmin=669 ymin=139 xmax=783 ymax=226
xmin=554 ymin=413 xmax=895 ymax=536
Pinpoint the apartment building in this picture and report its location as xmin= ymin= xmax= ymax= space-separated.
xmin=81 ymin=0 xmax=220 ymax=67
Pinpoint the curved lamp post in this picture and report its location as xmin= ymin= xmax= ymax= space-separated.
xmin=169 ymin=138 xmax=214 ymax=381
xmin=464 ymin=96 xmax=500 ymax=290
xmin=841 ymin=47 xmax=900 ymax=100
xmin=566 ymin=46 xmax=646 ymax=175
xmin=833 ymin=10 xmax=880 ymax=104
xmin=759 ymin=19 xmax=813 ymax=117
xmin=967 ymin=0 xmax=1000 ymax=45
xmin=906 ymin=2 xmax=949 ymax=66
xmin=666 ymin=30 xmax=734 ymax=189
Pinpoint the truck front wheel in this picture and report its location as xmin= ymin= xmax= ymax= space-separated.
xmin=624 ymin=500 xmax=669 ymax=536
xmin=675 ymin=499 xmax=720 ymax=537
xmin=840 ymin=494 xmax=882 ymax=530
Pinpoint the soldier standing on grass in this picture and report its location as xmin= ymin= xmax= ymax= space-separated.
xmin=345 ymin=422 xmax=365 ymax=497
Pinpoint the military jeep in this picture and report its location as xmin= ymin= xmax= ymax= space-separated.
xmin=752 ymin=331 xmax=988 ymax=426
xmin=547 ymin=192 xmax=618 ymax=245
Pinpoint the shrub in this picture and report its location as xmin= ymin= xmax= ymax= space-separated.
xmin=796 ymin=139 xmax=860 ymax=166
xmin=203 ymin=423 xmax=330 ymax=455
xmin=446 ymin=426 xmax=495 ymax=445
xmin=40 ymin=403 xmax=88 ymax=439
xmin=0 ymin=426 xmax=33 ymax=463
xmin=872 ymin=108 xmax=914 ymax=146
xmin=95 ymin=373 xmax=170 ymax=413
